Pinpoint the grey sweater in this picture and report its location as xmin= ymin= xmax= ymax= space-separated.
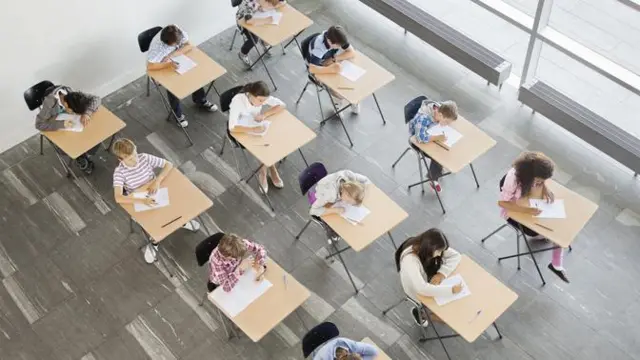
xmin=35 ymin=85 xmax=101 ymax=131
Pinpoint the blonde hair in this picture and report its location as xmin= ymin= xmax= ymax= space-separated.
xmin=340 ymin=181 xmax=366 ymax=205
xmin=218 ymin=234 xmax=247 ymax=259
xmin=112 ymin=138 xmax=136 ymax=159
xmin=335 ymin=349 xmax=362 ymax=360
xmin=264 ymin=0 xmax=281 ymax=4
xmin=438 ymin=101 xmax=459 ymax=120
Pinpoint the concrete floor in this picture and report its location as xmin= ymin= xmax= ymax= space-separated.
xmin=1 ymin=0 xmax=640 ymax=359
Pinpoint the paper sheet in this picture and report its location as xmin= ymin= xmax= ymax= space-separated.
xmin=132 ymin=187 xmax=170 ymax=212
xmin=434 ymin=274 xmax=471 ymax=306
xmin=252 ymin=10 xmax=283 ymax=25
xmin=209 ymin=268 xmax=273 ymax=318
xmin=56 ymin=113 xmax=84 ymax=132
xmin=530 ymin=199 xmax=566 ymax=219
xmin=427 ymin=124 xmax=463 ymax=148
xmin=333 ymin=201 xmax=371 ymax=225
xmin=339 ymin=60 xmax=366 ymax=82
xmin=171 ymin=54 xmax=197 ymax=75
xmin=248 ymin=121 xmax=271 ymax=136
xmin=237 ymin=114 xmax=265 ymax=128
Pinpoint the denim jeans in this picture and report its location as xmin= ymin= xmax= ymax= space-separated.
xmin=167 ymin=87 xmax=207 ymax=117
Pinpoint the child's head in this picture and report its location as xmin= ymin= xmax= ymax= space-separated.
xmin=513 ymin=151 xmax=555 ymax=196
xmin=326 ymin=26 xmax=348 ymax=49
xmin=112 ymin=138 xmax=137 ymax=162
xmin=335 ymin=348 xmax=362 ymax=360
xmin=160 ymin=25 xmax=182 ymax=46
xmin=394 ymin=228 xmax=449 ymax=272
xmin=339 ymin=181 xmax=366 ymax=206
xmin=218 ymin=233 xmax=248 ymax=260
xmin=258 ymin=0 xmax=280 ymax=8
xmin=433 ymin=101 xmax=458 ymax=126
xmin=242 ymin=81 xmax=271 ymax=106
xmin=62 ymin=92 xmax=93 ymax=114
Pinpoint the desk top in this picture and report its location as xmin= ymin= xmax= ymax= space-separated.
xmin=361 ymin=337 xmax=391 ymax=360
xmin=41 ymin=106 xmax=125 ymax=160
xmin=240 ymin=4 xmax=313 ymax=47
xmin=508 ymin=180 xmax=598 ymax=248
xmin=410 ymin=117 xmax=496 ymax=173
xmin=322 ymin=184 xmax=408 ymax=252
xmin=147 ymin=48 xmax=227 ymax=100
xmin=120 ymin=169 xmax=213 ymax=242
xmin=232 ymin=110 xmax=316 ymax=167
xmin=315 ymin=51 xmax=395 ymax=104
xmin=418 ymin=255 xmax=518 ymax=343
xmin=208 ymin=258 xmax=310 ymax=342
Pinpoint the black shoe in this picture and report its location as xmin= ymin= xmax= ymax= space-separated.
xmin=548 ymin=263 xmax=570 ymax=283
xmin=411 ymin=307 xmax=428 ymax=327
xmin=76 ymin=157 xmax=94 ymax=175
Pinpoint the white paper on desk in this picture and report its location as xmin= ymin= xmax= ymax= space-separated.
xmin=56 ymin=113 xmax=84 ymax=132
xmin=132 ymin=188 xmax=170 ymax=212
xmin=248 ymin=121 xmax=271 ymax=136
xmin=530 ymin=199 xmax=566 ymax=219
xmin=333 ymin=201 xmax=371 ymax=225
xmin=209 ymin=268 xmax=273 ymax=318
xmin=237 ymin=114 xmax=264 ymax=128
xmin=339 ymin=60 xmax=366 ymax=82
xmin=252 ymin=10 xmax=283 ymax=25
xmin=434 ymin=274 xmax=471 ymax=306
xmin=427 ymin=124 xmax=463 ymax=148
xmin=171 ymin=54 xmax=197 ymax=75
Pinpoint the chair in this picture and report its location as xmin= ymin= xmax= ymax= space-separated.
xmin=302 ymin=322 xmax=340 ymax=358
xmin=218 ymin=85 xmax=251 ymax=178
xmin=228 ymin=0 xmax=243 ymax=51
xmin=294 ymin=33 xmax=327 ymax=122
xmin=24 ymin=80 xmax=55 ymax=155
xmin=294 ymin=162 xmax=329 ymax=240
xmin=391 ymin=95 xmax=433 ymax=172
xmin=137 ymin=26 xmax=163 ymax=97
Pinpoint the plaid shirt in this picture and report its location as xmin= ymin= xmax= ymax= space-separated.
xmin=147 ymin=25 xmax=189 ymax=63
xmin=236 ymin=0 xmax=285 ymax=20
xmin=408 ymin=101 xmax=439 ymax=143
xmin=209 ymin=239 xmax=266 ymax=292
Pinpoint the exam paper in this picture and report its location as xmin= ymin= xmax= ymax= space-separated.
xmin=237 ymin=114 xmax=265 ymax=128
xmin=530 ymin=199 xmax=566 ymax=219
xmin=133 ymin=187 xmax=170 ymax=212
xmin=56 ymin=113 xmax=84 ymax=132
xmin=427 ymin=124 xmax=463 ymax=148
xmin=434 ymin=274 xmax=471 ymax=306
xmin=333 ymin=201 xmax=371 ymax=225
xmin=248 ymin=121 xmax=271 ymax=136
xmin=252 ymin=10 xmax=283 ymax=25
xmin=171 ymin=54 xmax=197 ymax=75
xmin=209 ymin=268 xmax=273 ymax=318
xmin=339 ymin=60 xmax=366 ymax=82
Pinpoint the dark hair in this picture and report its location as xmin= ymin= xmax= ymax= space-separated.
xmin=160 ymin=25 xmax=181 ymax=45
xmin=513 ymin=151 xmax=555 ymax=197
xmin=326 ymin=25 xmax=348 ymax=46
xmin=241 ymin=81 xmax=270 ymax=97
xmin=394 ymin=228 xmax=449 ymax=278
xmin=64 ymin=92 xmax=94 ymax=114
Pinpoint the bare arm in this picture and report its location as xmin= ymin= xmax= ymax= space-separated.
xmin=147 ymin=61 xmax=173 ymax=71
xmin=167 ymin=43 xmax=194 ymax=58
xmin=155 ymin=162 xmax=173 ymax=186
xmin=309 ymin=63 xmax=341 ymax=75
xmin=114 ymin=186 xmax=148 ymax=205
xmin=498 ymin=200 xmax=538 ymax=214
xmin=245 ymin=18 xmax=273 ymax=26
xmin=335 ymin=46 xmax=356 ymax=61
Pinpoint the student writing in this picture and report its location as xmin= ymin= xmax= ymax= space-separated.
xmin=312 ymin=337 xmax=377 ymax=360
xmin=308 ymin=170 xmax=371 ymax=217
xmin=208 ymin=233 xmax=267 ymax=292
xmin=236 ymin=0 xmax=286 ymax=67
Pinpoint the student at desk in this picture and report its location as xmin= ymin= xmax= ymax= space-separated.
xmin=499 ymin=151 xmax=569 ymax=283
xmin=228 ymin=81 xmax=285 ymax=193
xmin=407 ymin=99 xmax=459 ymax=193
xmin=35 ymin=85 xmax=101 ymax=175
xmin=305 ymin=26 xmax=360 ymax=114
xmin=147 ymin=24 xmax=218 ymax=128
xmin=208 ymin=233 xmax=267 ymax=292
xmin=312 ymin=337 xmax=378 ymax=360
xmin=308 ymin=170 xmax=371 ymax=217
xmin=111 ymin=138 xmax=201 ymax=264
xmin=395 ymin=228 xmax=462 ymax=327
xmin=236 ymin=0 xmax=286 ymax=67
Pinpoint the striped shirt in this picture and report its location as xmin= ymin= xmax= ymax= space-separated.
xmin=113 ymin=153 xmax=166 ymax=193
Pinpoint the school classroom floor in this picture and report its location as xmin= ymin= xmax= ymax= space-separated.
xmin=1 ymin=0 xmax=639 ymax=359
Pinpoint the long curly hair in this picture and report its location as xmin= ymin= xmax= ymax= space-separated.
xmin=513 ymin=151 xmax=555 ymax=197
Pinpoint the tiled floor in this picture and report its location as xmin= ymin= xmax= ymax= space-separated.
xmin=1 ymin=0 xmax=640 ymax=359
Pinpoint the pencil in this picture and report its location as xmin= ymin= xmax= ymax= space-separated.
xmin=338 ymin=86 xmax=354 ymax=90
xmin=534 ymin=222 xmax=553 ymax=231
xmin=162 ymin=216 xmax=182 ymax=228
xmin=434 ymin=141 xmax=449 ymax=151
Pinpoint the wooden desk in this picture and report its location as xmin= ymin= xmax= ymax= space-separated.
xmin=120 ymin=169 xmax=213 ymax=242
xmin=508 ymin=180 xmax=598 ymax=248
xmin=232 ymin=110 xmax=316 ymax=167
xmin=240 ymin=4 xmax=313 ymax=47
xmin=418 ymin=255 xmax=518 ymax=343
xmin=41 ymin=106 xmax=125 ymax=159
xmin=322 ymin=184 xmax=408 ymax=252
xmin=208 ymin=259 xmax=310 ymax=342
xmin=361 ymin=337 xmax=391 ymax=360
xmin=147 ymin=48 xmax=227 ymax=100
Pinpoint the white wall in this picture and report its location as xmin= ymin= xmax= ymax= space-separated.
xmin=0 ymin=0 xmax=235 ymax=154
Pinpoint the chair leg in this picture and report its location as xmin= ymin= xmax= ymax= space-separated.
xmin=219 ymin=136 xmax=227 ymax=155
xmin=315 ymin=85 xmax=325 ymax=121
xmin=39 ymin=135 xmax=44 ymax=155
xmin=199 ymin=291 xmax=208 ymax=306
xmin=382 ymin=297 xmax=406 ymax=315
xmin=295 ymin=219 xmax=312 ymax=240
xmin=229 ymin=28 xmax=238 ymax=51
xmin=391 ymin=148 xmax=411 ymax=168
xmin=481 ymin=224 xmax=508 ymax=243
xmin=146 ymin=76 xmax=150 ymax=97
xmin=296 ymin=81 xmax=310 ymax=105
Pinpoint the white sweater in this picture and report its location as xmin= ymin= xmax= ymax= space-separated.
xmin=399 ymin=246 xmax=462 ymax=301
xmin=309 ymin=170 xmax=371 ymax=216
xmin=228 ymin=93 xmax=285 ymax=130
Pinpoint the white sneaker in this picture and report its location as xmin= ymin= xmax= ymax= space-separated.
xmin=176 ymin=114 xmax=188 ymax=128
xmin=182 ymin=220 xmax=201 ymax=232
xmin=143 ymin=244 xmax=158 ymax=264
xmin=238 ymin=52 xmax=252 ymax=67
xmin=200 ymin=101 xmax=218 ymax=112
xmin=350 ymin=103 xmax=361 ymax=114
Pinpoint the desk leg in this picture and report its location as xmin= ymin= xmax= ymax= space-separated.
xmin=138 ymin=227 xmax=175 ymax=278
xmin=243 ymin=164 xmax=275 ymax=211
xmin=294 ymin=309 xmax=308 ymax=331
xmin=493 ymin=322 xmax=503 ymax=339
xmin=330 ymin=239 xmax=359 ymax=294
xmin=321 ymin=86 xmax=354 ymax=147
xmin=39 ymin=134 xmax=44 ymax=155
xmin=48 ymin=139 xmax=77 ymax=180
xmin=410 ymin=153 xmax=446 ymax=214
xmin=498 ymin=228 xmax=547 ymax=285
xmin=421 ymin=310 xmax=453 ymax=360
xmin=298 ymin=149 xmax=309 ymax=167
xmin=151 ymin=79 xmax=194 ymax=147
xmin=372 ymin=93 xmax=386 ymax=125
xmin=105 ymin=134 xmax=117 ymax=153
xmin=387 ymin=232 xmax=397 ymax=249
xmin=197 ymin=215 xmax=211 ymax=236
xmin=469 ymin=163 xmax=480 ymax=188
xmin=247 ymin=33 xmax=277 ymax=91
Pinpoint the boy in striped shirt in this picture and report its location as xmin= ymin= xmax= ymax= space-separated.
xmin=112 ymin=138 xmax=200 ymax=263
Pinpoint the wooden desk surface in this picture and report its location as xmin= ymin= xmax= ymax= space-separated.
xmin=361 ymin=337 xmax=391 ymax=360
xmin=147 ymin=48 xmax=227 ymax=100
xmin=240 ymin=4 xmax=313 ymax=47
xmin=232 ymin=110 xmax=316 ymax=167
xmin=120 ymin=169 xmax=213 ymax=242
xmin=410 ymin=117 xmax=496 ymax=173
xmin=418 ymin=256 xmax=518 ymax=343
xmin=208 ymin=258 xmax=310 ymax=342
xmin=41 ymin=106 xmax=125 ymax=160
xmin=508 ymin=180 xmax=598 ymax=248
xmin=322 ymin=184 xmax=408 ymax=252
xmin=315 ymin=51 xmax=395 ymax=104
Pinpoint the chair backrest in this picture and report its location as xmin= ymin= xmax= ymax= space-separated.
xmin=220 ymin=85 xmax=245 ymax=113
xmin=300 ymin=32 xmax=320 ymax=63
xmin=195 ymin=232 xmax=225 ymax=266
xmin=138 ymin=26 xmax=163 ymax=53
xmin=298 ymin=162 xmax=328 ymax=195
xmin=302 ymin=322 xmax=340 ymax=358
xmin=499 ymin=174 xmax=506 ymax=191
xmin=404 ymin=95 xmax=428 ymax=124
xmin=231 ymin=0 xmax=242 ymax=7
xmin=24 ymin=81 xmax=55 ymax=111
